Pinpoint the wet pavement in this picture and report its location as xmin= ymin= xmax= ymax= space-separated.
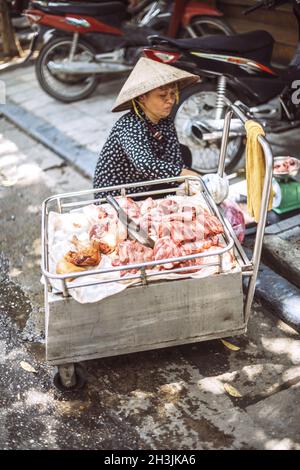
xmin=0 ymin=118 xmax=300 ymax=450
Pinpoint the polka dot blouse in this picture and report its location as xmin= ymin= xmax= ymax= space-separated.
xmin=93 ymin=108 xmax=184 ymax=199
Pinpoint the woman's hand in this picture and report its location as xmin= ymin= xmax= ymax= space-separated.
xmin=180 ymin=168 xmax=200 ymax=177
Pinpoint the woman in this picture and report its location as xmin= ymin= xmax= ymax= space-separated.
xmin=93 ymin=57 xmax=200 ymax=199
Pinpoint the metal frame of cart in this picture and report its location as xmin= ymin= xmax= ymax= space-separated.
xmin=41 ymin=102 xmax=273 ymax=389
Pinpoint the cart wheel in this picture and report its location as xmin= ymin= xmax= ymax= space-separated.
xmin=53 ymin=363 xmax=86 ymax=392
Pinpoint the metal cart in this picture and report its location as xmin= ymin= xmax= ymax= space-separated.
xmin=41 ymin=103 xmax=273 ymax=390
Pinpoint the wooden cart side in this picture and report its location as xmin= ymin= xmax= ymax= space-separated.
xmin=46 ymin=270 xmax=244 ymax=365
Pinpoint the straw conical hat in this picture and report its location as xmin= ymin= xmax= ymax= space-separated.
xmin=112 ymin=57 xmax=200 ymax=112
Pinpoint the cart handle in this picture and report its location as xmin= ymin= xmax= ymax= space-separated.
xmin=220 ymin=100 xmax=273 ymax=323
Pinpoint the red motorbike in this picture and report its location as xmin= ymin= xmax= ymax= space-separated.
xmin=24 ymin=0 xmax=233 ymax=102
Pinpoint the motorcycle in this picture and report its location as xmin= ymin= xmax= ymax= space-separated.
xmin=23 ymin=0 xmax=233 ymax=102
xmin=5 ymin=0 xmax=33 ymax=44
xmin=143 ymin=0 xmax=300 ymax=174
xmin=129 ymin=0 xmax=234 ymax=37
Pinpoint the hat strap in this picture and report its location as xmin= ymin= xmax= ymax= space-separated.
xmin=132 ymin=98 xmax=165 ymax=145
xmin=132 ymin=99 xmax=144 ymax=121
xmin=175 ymin=83 xmax=179 ymax=105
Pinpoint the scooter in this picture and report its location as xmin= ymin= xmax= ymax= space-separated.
xmin=5 ymin=0 xmax=33 ymax=45
xmin=24 ymin=0 xmax=233 ymax=102
xmin=143 ymin=0 xmax=300 ymax=174
xmin=130 ymin=0 xmax=233 ymax=37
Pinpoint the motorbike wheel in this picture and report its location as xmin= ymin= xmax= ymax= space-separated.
xmin=179 ymin=15 xmax=234 ymax=38
xmin=36 ymin=36 xmax=99 ymax=103
xmin=172 ymin=82 xmax=245 ymax=174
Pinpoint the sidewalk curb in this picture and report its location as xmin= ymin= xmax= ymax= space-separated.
xmin=255 ymin=262 xmax=300 ymax=332
xmin=0 ymin=99 xmax=97 ymax=179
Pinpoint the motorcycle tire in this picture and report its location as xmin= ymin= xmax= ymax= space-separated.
xmin=171 ymin=81 xmax=245 ymax=174
xmin=36 ymin=36 xmax=99 ymax=103
xmin=179 ymin=15 xmax=234 ymax=38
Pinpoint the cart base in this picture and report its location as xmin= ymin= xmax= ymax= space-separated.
xmin=45 ymin=271 xmax=245 ymax=366
xmin=53 ymin=363 xmax=86 ymax=391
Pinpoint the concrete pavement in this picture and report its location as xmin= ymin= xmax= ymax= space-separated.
xmin=0 ymin=66 xmax=126 ymax=177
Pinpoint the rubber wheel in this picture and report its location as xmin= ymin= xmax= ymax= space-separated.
xmin=179 ymin=15 xmax=234 ymax=38
xmin=53 ymin=363 xmax=87 ymax=392
xmin=171 ymin=81 xmax=245 ymax=174
xmin=36 ymin=36 xmax=99 ymax=103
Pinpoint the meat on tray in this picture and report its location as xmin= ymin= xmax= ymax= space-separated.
xmin=157 ymin=198 xmax=179 ymax=214
xmin=89 ymin=206 xmax=127 ymax=254
xmin=139 ymin=197 xmax=179 ymax=216
xmin=273 ymin=157 xmax=299 ymax=174
xmin=65 ymin=236 xmax=101 ymax=267
xmin=140 ymin=203 xmax=223 ymax=243
xmin=56 ymin=236 xmax=101 ymax=280
xmin=139 ymin=196 xmax=157 ymax=215
xmin=116 ymin=196 xmax=141 ymax=220
xmin=112 ymin=240 xmax=153 ymax=276
xmin=57 ymin=195 xmax=228 ymax=279
xmin=153 ymin=236 xmax=219 ymax=270
xmin=112 ymin=234 xmax=223 ymax=276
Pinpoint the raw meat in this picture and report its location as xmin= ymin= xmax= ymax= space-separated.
xmin=116 ymin=196 xmax=140 ymax=220
xmin=273 ymin=157 xmax=299 ymax=174
xmin=139 ymin=197 xmax=157 ymax=215
xmin=221 ymin=199 xmax=245 ymax=243
xmin=89 ymin=210 xmax=127 ymax=254
xmin=153 ymin=236 xmax=219 ymax=271
xmin=139 ymin=203 xmax=223 ymax=243
xmin=112 ymin=240 xmax=153 ymax=276
xmin=153 ymin=237 xmax=183 ymax=269
xmin=157 ymin=198 xmax=179 ymax=214
xmin=59 ymin=195 xmax=229 ymax=279
xmin=64 ymin=235 xmax=101 ymax=266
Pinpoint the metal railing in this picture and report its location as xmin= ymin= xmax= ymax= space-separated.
xmin=221 ymin=100 xmax=273 ymax=322
xmin=41 ymin=174 xmax=236 ymax=297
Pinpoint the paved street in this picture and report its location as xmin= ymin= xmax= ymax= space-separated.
xmin=2 ymin=64 xmax=300 ymax=180
xmin=0 ymin=118 xmax=300 ymax=450
xmin=0 ymin=65 xmax=124 ymax=155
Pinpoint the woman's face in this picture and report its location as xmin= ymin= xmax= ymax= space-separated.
xmin=139 ymin=84 xmax=177 ymax=120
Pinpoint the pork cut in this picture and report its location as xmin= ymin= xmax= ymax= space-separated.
xmin=116 ymin=196 xmax=140 ymax=220
xmin=89 ymin=206 xmax=127 ymax=254
xmin=112 ymin=240 xmax=153 ymax=276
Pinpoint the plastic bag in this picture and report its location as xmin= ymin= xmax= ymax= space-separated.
xmin=220 ymin=199 xmax=245 ymax=243
xmin=202 ymin=173 xmax=229 ymax=204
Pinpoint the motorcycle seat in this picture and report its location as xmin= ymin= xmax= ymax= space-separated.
xmin=31 ymin=1 xmax=126 ymax=17
xmin=151 ymin=30 xmax=274 ymax=64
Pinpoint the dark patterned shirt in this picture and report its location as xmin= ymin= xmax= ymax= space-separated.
xmin=93 ymin=109 xmax=184 ymax=198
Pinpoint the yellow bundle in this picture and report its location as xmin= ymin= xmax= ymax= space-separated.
xmin=245 ymin=120 xmax=273 ymax=223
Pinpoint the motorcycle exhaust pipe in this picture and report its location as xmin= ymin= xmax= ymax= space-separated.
xmin=191 ymin=124 xmax=203 ymax=140
xmin=191 ymin=122 xmax=244 ymax=141
xmin=47 ymin=61 xmax=132 ymax=75
xmin=191 ymin=125 xmax=243 ymax=141
xmin=201 ymin=131 xmax=243 ymax=141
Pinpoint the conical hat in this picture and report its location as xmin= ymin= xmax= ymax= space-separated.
xmin=112 ymin=57 xmax=200 ymax=112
